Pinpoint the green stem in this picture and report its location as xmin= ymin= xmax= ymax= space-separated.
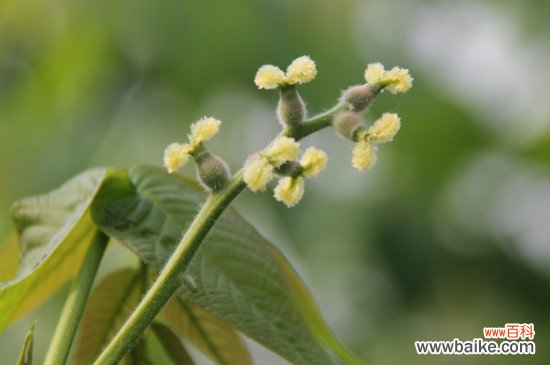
xmin=44 ymin=230 xmax=108 ymax=365
xmin=93 ymin=99 xmax=353 ymax=365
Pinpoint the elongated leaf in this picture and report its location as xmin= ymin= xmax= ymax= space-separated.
xmin=0 ymin=168 xmax=109 ymax=330
xmin=16 ymin=323 xmax=35 ymax=365
xmin=92 ymin=165 xmax=362 ymax=364
xmin=0 ymin=234 xmax=20 ymax=282
xmin=151 ymin=322 xmax=196 ymax=365
xmin=73 ymin=268 xmax=145 ymax=364
xmin=162 ymin=297 xmax=251 ymax=365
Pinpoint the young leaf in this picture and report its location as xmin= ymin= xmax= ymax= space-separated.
xmin=73 ymin=268 xmax=146 ymax=365
xmin=162 ymin=297 xmax=252 ymax=365
xmin=92 ymin=165 xmax=362 ymax=364
xmin=0 ymin=168 xmax=110 ymax=331
xmin=16 ymin=322 xmax=35 ymax=365
xmin=151 ymin=322 xmax=196 ymax=365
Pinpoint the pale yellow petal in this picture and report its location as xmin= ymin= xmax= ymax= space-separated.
xmin=300 ymin=147 xmax=327 ymax=178
xmin=273 ymin=177 xmax=305 ymax=207
xmin=254 ymin=65 xmax=286 ymax=89
xmin=286 ymin=56 xmax=317 ymax=85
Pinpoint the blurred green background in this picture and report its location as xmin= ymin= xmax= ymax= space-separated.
xmin=1 ymin=0 xmax=549 ymax=364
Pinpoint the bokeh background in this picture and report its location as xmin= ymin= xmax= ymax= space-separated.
xmin=1 ymin=0 xmax=549 ymax=364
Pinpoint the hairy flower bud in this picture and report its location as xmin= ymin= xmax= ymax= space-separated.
xmin=193 ymin=148 xmax=231 ymax=191
xmin=333 ymin=111 xmax=366 ymax=142
xmin=364 ymin=63 xmax=385 ymax=84
xmin=255 ymin=65 xmax=286 ymax=89
xmin=300 ymin=147 xmax=327 ymax=178
xmin=285 ymin=56 xmax=317 ymax=85
xmin=274 ymin=177 xmax=305 ymax=207
xmin=243 ymin=155 xmax=274 ymax=192
xmin=367 ymin=113 xmax=401 ymax=143
xmin=163 ymin=143 xmax=192 ymax=173
xmin=352 ymin=140 xmax=377 ymax=171
xmin=382 ymin=67 xmax=413 ymax=94
xmin=277 ymin=86 xmax=306 ymax=128
xmin=341 ymin=85 xmax=377 ymax=112
xmin=264 ymin=137 xmax=301 ymax=167
xmin=189 ymin=117 xmax=221 ymax=145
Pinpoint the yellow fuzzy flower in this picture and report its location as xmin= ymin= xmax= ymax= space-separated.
xmin=254 ymin=65 xmax=286 ymax=89
xmin=352 ymin=140 xmax=377 ymax=171
xmin=264 ymin=136 xmax=301 ymax=166
xmin=163 ymin=143 xmax=192 ymax=173
xmin=243 ymin=157 xmax=274 ymax=192
xmin=190 ymin=117 xmax=221 ymax=145
xmin=382 ymin=67 xmax=413 ymax=94
xmin=367 ymin=113 xmax=401 ymax=143
xmin=364 ymin=63 xmax=385 ymax=85
xmin=300 ymin=147 xmax=327 ymax=178
xmin=274 ymin=177 xmax=305 ymax=207
xmin=286 ymin=56 xmax=317 ymax=85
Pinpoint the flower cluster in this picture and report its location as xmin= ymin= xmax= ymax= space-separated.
xmin=351 ymin=113 xmax=401 ymax=170
xmin=244 ymin=137 xmax=327 ymax=207
xmin=163 ymin=57 xmax=412 ymax=206
xmin=364 ymin=63 xmax=413 ymax=94
xmin=163 ymin=117 xmax=221 ymax=173
xmin=254 ymin=56 xmax=317 ymax=90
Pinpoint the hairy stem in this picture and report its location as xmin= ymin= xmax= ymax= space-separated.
xmin=44 ymin=231 xmax=108 ymax=365
xmin=93 ymin=99 xmax=354 ymax=365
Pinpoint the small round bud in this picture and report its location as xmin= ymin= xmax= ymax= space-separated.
xmin=264 ymin=136 xmax=301 ymax=167
xmin=194 ymin=150 xmax=231 ymax=192
xmin=285 ymin=56 xmax=317 ymax=85
xmin=367 ymin=113 xmax=401 ymax=143
xmin=255 ymin=65 xmax=286 ymax=89
xmin=277 ymin=86 xmax=306 ymax=128
xmin=163 ymin=143 xmax=191 ymax=173
xmin=243 ymin=155 xmax=274 ymax=192
xmin=364 ymin=63 xmax=385 ymax=84
xmin=352 ymin=140 xmax=377 ymax=171
xmin=189 ymin=117 xmax=221 ymax=145
xmin=333 ymin=111 xmax=366 ymax=142
xmin=300 ymin=147 xmax=327 ymax=178
xmin=341 ymin=84 xmax=376 ymax=112
xmin=381 ymin=67 xmax=413 ymax=94
xmin=273 ymin=177 xmax=305 ymax=207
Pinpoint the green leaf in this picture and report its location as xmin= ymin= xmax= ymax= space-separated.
xmin=16 ymin=322 xmax=35 ymax=365
xmin=92 ymin=165 xmax=362 ymax=365
xmin=0 ymin=234 xmax=20 ymax=282
xmin=151 ymin=322 xmax=196 ymax=365
xmin=0 ymin=168 xmax=110 ymax=331
xmin=73 ymin=268 xmax=146 ymax=365
xmin=162 ymin=297 xmax=251 ymax=365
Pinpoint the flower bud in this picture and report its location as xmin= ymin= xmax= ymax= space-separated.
xmin=255 ymin=65 xmax=286 ymax=89
xmin=382 ymin=67 xmax=413 ymax=94
xmin=367 ymin=113 xmax=401 ymax=143
xmin=300 ymin=147 xmax=327 ymax=178
xmin=333 ymin=111 xmax=366 ymax=142
xmin=163 ymin=143 xmax=192 ymax=173
xmin=285 ymin=56 xmax=317 ymax=85
xmin=264 ymin=136 xmax=301 ymax=167
xmin=193 ymin=148 xmax=231 ymax=192
xmin=189 ymin=117 xmax=221 ymax=145
xmin=277 ymin=86 xmax=306 ymax=128
xmin=341 ymin=84 xmax=377 ymax=112
xmin=243 ymin=155 xmax=274 ymax=192
xmin=274 ymin=177 xmax=305 ymax=207
xmin=352 ymin=140 xmax=377 ymax=171
xmin=364 ymin=63 xmax=385 ymax=85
